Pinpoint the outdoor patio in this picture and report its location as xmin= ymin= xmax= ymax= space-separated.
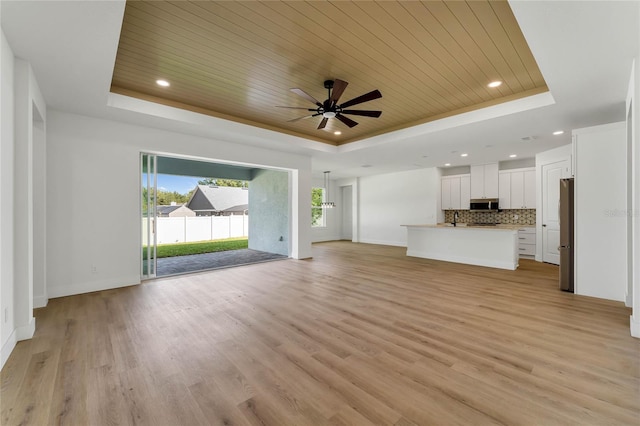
xmin=155 ymin=248 xmax=287 ymax=276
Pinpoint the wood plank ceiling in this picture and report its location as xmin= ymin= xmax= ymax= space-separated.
xmin=111 ymin=0 xmax=548 ymax=146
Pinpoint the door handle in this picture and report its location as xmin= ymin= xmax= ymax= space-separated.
xmin=542 ymin=224 xmax=547 ymax=227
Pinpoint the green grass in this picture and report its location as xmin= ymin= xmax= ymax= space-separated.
xmin=143 ymin=237 xmax=248 ymax=259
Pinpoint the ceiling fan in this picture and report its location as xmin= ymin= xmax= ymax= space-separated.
xmin=278 ymin=79 xmax=382 ymax=130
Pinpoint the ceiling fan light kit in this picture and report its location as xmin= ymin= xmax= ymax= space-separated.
xmin=278 ymin=79 xmax=382 ymax=131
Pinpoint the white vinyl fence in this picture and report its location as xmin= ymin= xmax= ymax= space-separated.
xmin=143 ymin=215 xmax=248 ymax=245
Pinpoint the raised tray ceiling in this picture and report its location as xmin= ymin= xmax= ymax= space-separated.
xmin=111 ymin=0 xmax=548 ymax=146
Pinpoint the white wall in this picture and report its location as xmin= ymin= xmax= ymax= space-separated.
xmin=0 ymin=31 xmax=47 ymax=369
xmin=358 ymin=168 xmax=440 ymax=247
xmin=46 ymin=110 xmax=312 ymax=299
xmin=341 ymin=185 xmax=353 ymax=240
xmin=630 ymin=19 xmax=640 ymax=336
xmin=574 ymin=122 xmax=627 ymax=302
xmin=32 ymin=116 xmax=46 ymax=309
xmin=1 ymin=28 xmax=16 ymax=369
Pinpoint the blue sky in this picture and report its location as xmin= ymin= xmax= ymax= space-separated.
xmin=157 ymin=174 xmax=204 ymax=194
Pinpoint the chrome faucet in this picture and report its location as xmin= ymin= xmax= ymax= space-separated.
xmin=453 ymin=211 xmax=459 ymax=227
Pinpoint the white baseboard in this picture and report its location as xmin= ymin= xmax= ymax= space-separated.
xmin=33 ymin=295 xmax=48 ymax=309
xmin=16 ymin=317 xmax=36 ymax=341
xmin=47 ymin=275 xmax=140 ymax=299
xmin=1 ymin=318 xmax=36 ymax=371
xmin=311 ymin=235 xmax=342 ymax=243
xmin=631 ymin=315 xmax=640 ymax=338
xmin=1 ymin=329 xmax=17 ymax=370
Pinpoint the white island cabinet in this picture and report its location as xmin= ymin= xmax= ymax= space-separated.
xmin=402 ymin=225 xmax=519 ymax=270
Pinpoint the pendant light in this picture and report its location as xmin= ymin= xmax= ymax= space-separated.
xmin=321 ymin=171 xmax=336 ymax=208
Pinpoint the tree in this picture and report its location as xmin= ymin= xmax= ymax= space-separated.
xmin=156 ymin=190 xmax=190 ymax=205
xmin=141 ymin=187 xmax=192 ymax=213
xmin=311 ymin=187 xmax=324 ymax=227
xmin=198 ymin=178 xmax=248 ymax=188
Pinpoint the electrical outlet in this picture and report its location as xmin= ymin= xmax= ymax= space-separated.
xmin=514 ymin=214 xmax=519 ymax=220
xmin=279 ymin=236 xmax=284 ymax=241
xmin=91 ymin=265 xmax=98 ymax=274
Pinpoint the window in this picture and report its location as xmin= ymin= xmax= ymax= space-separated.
xmin=311 ymin=187 xmax=325 ymax=227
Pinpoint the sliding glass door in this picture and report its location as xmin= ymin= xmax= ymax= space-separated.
xmin=141 ymin=153 xmax=157 ymax=279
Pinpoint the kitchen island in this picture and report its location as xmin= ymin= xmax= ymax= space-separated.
xmin=402 ymin=224 xmax=519 ymax=270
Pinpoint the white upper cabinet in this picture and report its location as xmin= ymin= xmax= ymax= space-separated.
xmin=460 ymin=175 xmax=471 ymax=210
xmin=441 ymin=177 xmax=452 ymax=210
xmin=499 ymin=172 xmax=511 ymax=209
xmin=498 ymin=167 xmax=536 ymax=209
xmin=523 ymin=169 xmax=536 ymax=209
xmin=470 ymin=163 xmax=499 ymax=199
xmin=450 ymin=177 xmax=461 ymax=209
xmin=441 ymin=174 xmax=471 ymax=210
xmin=510 ymin=171 xmax=525 ymax=209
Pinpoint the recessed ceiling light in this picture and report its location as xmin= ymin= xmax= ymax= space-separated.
xmin=444 ymin=163 xmax=451 ymax=167
xmin=488 ymin=81 xmax=502 ymax=88
xmin=156 ymin=79 xmax=170 ymax=87
xmin=422 ymin=155 xmax=429 ymax=158
xmin=361 ymin=164 xmax=372 ymax=168
xmin=485 ymin=144 xmax=493 ymax=148
xmin=460 ymin=153 xmax=468 ymax=157
xmin=553 ymin=130 xmax=564 ymax=135
xmin=509 ymin=154 xmax=517 ymax=158
xmin=334 ymin=131 xmax=342 ymax=135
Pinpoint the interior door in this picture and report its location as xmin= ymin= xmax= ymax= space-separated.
xmin=542 ymin=160 xmax=568 ymax=264
xmin=141 ymin=153 xmax=157 ymax=279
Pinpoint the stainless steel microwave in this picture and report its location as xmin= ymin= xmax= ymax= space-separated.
xmin=469 ymin=198 xmax=499 ymax=211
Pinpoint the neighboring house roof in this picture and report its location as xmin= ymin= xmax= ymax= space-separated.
xmin=187 ymin=185 xmax=249 ymax=212
xmin=157 ymin=205 xmax=182 ymax=215
xmin=223 ymin=204 xmax=248 ymax=213
xmin=156 ymin=204 xmax=196 ymax=217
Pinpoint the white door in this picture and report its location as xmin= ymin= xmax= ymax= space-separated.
xmin=541 ymin=160 xmax=568 ymax=264
xmin=341 ymin=186 xmax=353 ymax=241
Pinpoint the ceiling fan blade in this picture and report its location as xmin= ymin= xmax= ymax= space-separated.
xmin=339 ymin=89 xmax=382 ymax=109
xmin=287 ymin=114 xmax=316 ymax=122
xmin=341 ymin=109 xmax=382 ymax=118
xmin=290 ymin=88 xmax=323 ymax=107
xmin=276 ymin=106 xmax=316 ymax=110
xmin=317 ymin=117 xmax=329 ymax=129
xmin=336 ymin=114 xmax=358 ymax=128
xmin=330 ymin=79 xmax=349 ymax=105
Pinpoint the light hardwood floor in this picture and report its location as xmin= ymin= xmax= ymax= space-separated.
xmin=2 ymin=242 xmax=639 ymax=425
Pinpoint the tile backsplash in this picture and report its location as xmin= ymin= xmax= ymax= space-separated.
xmin=444 ymin=209 xmax=536 ymax=225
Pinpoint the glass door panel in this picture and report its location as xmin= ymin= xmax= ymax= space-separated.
xmin=141 ymin=153 xmax=157 ymax=279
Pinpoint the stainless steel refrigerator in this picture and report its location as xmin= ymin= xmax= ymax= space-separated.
xmin=559 ymin=178 xmax=574 ymax=292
